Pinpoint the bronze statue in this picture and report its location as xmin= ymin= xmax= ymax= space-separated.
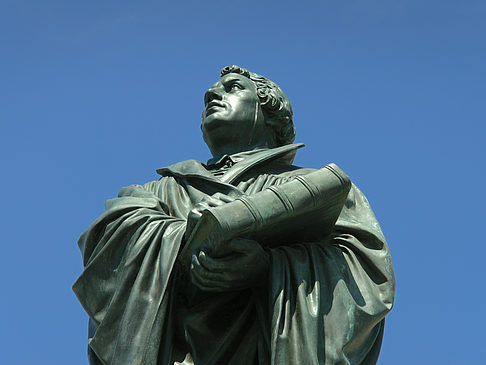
xmin=73 ymin=65 xmax=395 ymax=365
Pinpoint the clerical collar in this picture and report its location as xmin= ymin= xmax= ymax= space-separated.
xmin=206 ymin=148 xmax=270 ymax=169
xmin=205 ymin=149 xmax=270 ymax=177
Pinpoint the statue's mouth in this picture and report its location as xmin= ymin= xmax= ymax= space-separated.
xmin=206 ymin=101 xmax=225 ymax=116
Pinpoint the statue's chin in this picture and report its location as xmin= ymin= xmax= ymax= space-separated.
xmin=202 ymin=123 xmax=228 ymax=152
xmin=201 ymin=115 xmax=229 ymax=136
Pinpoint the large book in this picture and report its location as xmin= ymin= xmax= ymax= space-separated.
xmin=179 ymin=163 xmax=351 ymax=269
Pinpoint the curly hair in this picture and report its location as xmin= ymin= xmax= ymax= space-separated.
xmin=220 ymin=65 xmax=296 ymax=146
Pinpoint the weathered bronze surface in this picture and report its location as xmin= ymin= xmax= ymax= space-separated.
xmin=73 ymin=65 xmax=395 ymax=365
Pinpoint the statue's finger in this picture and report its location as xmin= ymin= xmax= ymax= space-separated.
xmin=194 ymin=201 xmax=212 ymax=211
xmin=190 ymin=269 xmax=228 ymax=292
xmin=199 ymin=195 xmax=226 ymax=207
xmin=198 ymin=250 xmax=233 ymax=273
xmin=191 ymin=255 xmax=244 ymax=291
xmin=212 ymin=192 xmax=235 ymax=203
xmin=191 ymin=254 xmax=227 ymax=283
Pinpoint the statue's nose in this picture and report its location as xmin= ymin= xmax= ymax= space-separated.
xmin=204 ymin=88 xmax=223 ymax=104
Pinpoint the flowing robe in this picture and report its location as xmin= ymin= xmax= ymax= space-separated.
xmin=73 ymin=145 xmax=395 ymax=365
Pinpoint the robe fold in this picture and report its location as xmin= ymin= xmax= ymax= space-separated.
xmin=73 ymin=145 xmax=395 ymax=365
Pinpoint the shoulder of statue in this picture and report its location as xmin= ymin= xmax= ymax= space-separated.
xmin=155 ymin=159 xmax=208 ymax=178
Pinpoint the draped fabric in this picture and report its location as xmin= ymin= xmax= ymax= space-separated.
xmin=73 ymin=146 xmax=395 ymax=365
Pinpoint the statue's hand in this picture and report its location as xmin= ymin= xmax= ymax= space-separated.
xmin=190 ymin=238 xmax=269 ymax=292
xmin=185 ymin=193 xmax=234 ymax=240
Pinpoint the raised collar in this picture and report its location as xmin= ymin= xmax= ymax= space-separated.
xmin=156 ymin=143 xmax=304 ymax=185
xmin=206 ymin=148 xmax=270 ymax=168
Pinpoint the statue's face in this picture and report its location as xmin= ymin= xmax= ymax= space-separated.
xmin=202 ymin=73 xmax=268 ymax=156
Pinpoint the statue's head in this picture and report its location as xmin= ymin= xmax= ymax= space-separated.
xmin=202 ymin=65 xmax=295 ymax=159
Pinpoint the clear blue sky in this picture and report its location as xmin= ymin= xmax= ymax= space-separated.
xmin=1 ymin=1 xmax=485 ymax=364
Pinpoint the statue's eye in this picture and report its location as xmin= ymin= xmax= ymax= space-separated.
xmin=230 ymin=83 xmax=242 ymax=91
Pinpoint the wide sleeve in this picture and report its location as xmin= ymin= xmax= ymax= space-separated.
xmin=72 ymin=179 xmax=188 ymax=365
xmin=265 ymin=184 xmax=395 ymax=365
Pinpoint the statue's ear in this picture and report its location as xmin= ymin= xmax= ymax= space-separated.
xmin=264 ymin=117 xmax=279 ymax=128
xmin=265 ymin=115 xmax=295 ymax=148
xmin=264 ymin=116 xmax=283 ymax=139
xmin=261 ymin=122 xmax=276 ymax=148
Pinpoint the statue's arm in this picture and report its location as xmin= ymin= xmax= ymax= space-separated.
xmin=73 ymin=178 xmax=188 ymax=364
xmin=76 ymin=180 xmax=185 ymax=268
